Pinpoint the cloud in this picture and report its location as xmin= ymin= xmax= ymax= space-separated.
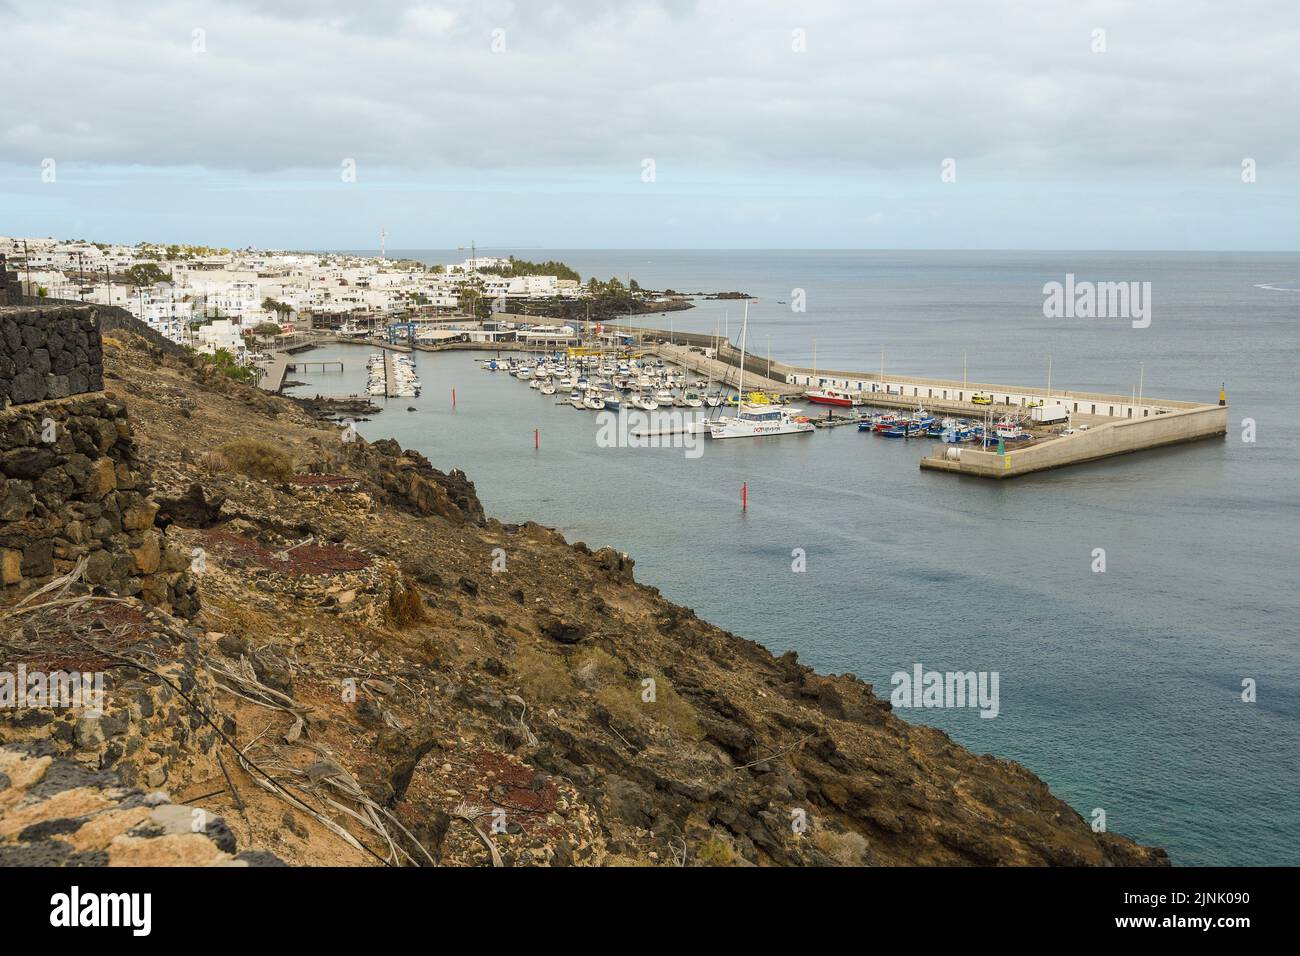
xmin=0 ymin=0 xmax=1296 ymax=180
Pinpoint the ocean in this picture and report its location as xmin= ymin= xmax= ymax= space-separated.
xmin=295 ymin=250 xmax=1300 ymax=865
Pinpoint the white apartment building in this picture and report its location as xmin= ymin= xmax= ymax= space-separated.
xmin=192 ymin=319 xmax=246 ymax=360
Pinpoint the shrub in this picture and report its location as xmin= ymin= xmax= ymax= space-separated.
xmin=386 ymin=574 xmax=427 ymax=627
xmin=577 ymin=649 xmax=703 ymax=741
xmin=696 ymin=836 xmax=736 ymax=867
xmin=209 ymin=439 xmax=294 ymax=480
xmin=812 ymin=829 xmax=870 ymax=866
xmin=512 ymin=642 xmax=575 ymax=704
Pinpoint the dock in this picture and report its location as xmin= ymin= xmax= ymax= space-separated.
xmin=917 ymin=405 xmax=1227 ymax=478
xmin=257 ymin=352 xmax=291 ymax=393
xmin=280 ymin=319 xmax=1227 ymax=477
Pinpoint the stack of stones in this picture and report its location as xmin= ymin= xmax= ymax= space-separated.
xmin=0 ymin=305 xmax=196 ymax=617
xmin=0 ymin=304 xmax=103 ymax=406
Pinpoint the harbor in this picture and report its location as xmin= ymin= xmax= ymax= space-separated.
xmin=270 ymin=313 xmax=1228 ymax=478
xmin=268 ymin=279 xmax=1285 ymax=873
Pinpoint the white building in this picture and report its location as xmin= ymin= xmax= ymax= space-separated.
xmin=192 ymin=319 xmax=246 ymax=360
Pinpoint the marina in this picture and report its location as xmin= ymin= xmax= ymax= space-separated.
xmin=274 ymin=313 xmax=1228 ymax=478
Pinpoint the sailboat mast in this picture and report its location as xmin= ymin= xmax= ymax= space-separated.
xmin=737 ymin=301 xmax=748 ymax=403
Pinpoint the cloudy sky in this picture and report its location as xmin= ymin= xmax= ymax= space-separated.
xmin=1 ymin=0 xmax=1297 ymax=249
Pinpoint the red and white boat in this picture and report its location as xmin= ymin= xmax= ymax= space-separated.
xmin=804 ymin=386 xmax=856 ymax=408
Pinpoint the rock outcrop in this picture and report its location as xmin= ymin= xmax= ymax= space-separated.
xmin=0 ymin=742 xmax=280 ymax=866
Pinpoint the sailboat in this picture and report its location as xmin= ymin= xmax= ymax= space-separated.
xmin=708 ymin=305 xmax=815 ymax=440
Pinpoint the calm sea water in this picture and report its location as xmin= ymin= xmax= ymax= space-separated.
xmin=299 ymin=251 xmax=1300 ymax=865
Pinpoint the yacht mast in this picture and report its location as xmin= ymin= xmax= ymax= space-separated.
xmin=737 ymin=301 xmax=749 ymax=405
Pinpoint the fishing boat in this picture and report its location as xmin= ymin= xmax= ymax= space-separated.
xmin=880 ymin=422 xmax=927 ymax=438
xmin=805 ymin=386 xmax=855 ymax=408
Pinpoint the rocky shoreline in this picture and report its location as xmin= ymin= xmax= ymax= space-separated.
xmin=0 ymin=328 xmax=1170 ymax=867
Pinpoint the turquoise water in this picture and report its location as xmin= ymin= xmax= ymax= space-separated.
xmin=296 ymin=251 xmax=1300 ymax=865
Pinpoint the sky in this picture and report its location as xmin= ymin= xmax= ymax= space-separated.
xmin=1 ymin=0 xmax=1297 ymax=250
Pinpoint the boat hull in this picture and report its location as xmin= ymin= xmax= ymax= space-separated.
xmin=805 ymin=393 xmax=853 ymax=408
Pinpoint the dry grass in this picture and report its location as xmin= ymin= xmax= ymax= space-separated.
xmin=574 ymin=648 xmax=703 ymax=741
xmin=695 ymin=836 xmax=736 ymax=867
xmin=511 ymin=642 xmax=576 ymax=704
xmin=385 ymin=574 xmax=427 ymax=627
xmin=207 ymin=439 xmax=294 ymax=481
xmin=572 ymin=647 xmax=625 ymax=688
xmin=812 ymin=829 xmax=870 ymax=866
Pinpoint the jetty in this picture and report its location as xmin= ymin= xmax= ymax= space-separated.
xmin=621 ymin=324 xmax=1225 ymax=478
xmin=258 ymin=351 xmax=292 ymax=392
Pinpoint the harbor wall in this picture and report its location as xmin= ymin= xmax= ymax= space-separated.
xmin=919 ymin=404 xmax=1228 ymax=479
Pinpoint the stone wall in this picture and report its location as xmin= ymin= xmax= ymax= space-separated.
xmin=0 ymin=257 xmax=21 ymax=306
xmin=0 ymin=394 xmax=197 ymax=617
xmin=0 ymin=305 xmax=103 ymax=407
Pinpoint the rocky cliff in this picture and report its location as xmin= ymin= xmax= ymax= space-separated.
xmin=0 ymin=328 xmax=1170 ymax=867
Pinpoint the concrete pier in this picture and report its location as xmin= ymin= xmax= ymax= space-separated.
xmin=919 ymin=403 xmax=1228 ymax=478
xmin=257 ymin=352 xmax=291 ymax=393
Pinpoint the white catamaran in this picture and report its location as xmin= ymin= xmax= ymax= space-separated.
xmin=708 ymin=305 xmax=815 ymax=441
